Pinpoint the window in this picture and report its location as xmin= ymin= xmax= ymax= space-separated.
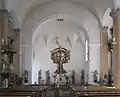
xmin=85 ymin=40 xmax=89 ymax=61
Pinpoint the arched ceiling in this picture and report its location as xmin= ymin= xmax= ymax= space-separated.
xmin=19 ymin=0 xmax=101 ymax=46
xmin=32 ymin=14 xmax=89 ymax=48
xmin=5 ymin=0 xmax=113 ymax=28
xmin=32 ymin=17 xmax=86 ymax=71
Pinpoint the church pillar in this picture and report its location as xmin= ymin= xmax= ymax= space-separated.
xmin=100 ymin=26 xmax=108 ymax=80
xmin=14 ymin=29 xmax=20 ymax=74
xmin=110 ymin=8 xmax=120 ymax=88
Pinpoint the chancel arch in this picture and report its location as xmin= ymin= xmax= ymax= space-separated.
xmin=20 ymin=0 xmax=101 ymax=84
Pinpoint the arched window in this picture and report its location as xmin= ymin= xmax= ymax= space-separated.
xmin=85 ymin=40 xmax=89 ymax=61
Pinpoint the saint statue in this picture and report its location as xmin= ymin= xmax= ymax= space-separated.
xmin=46 ymin=70 xmax=50 ymax=85
xmin=80 ymin=69 xmax=85 ymax=85
xmin=38 ymin=69 xmax=42 ymax=84
xmin=71 ymin=70 xmax=75 ymax=85
xmin=103 ymin=74 xmax=108 ymax=86
xmin=22 ymin=70 xmax=28 ymax=83
xmin=92 ymin=70 xmax=98 ymax=83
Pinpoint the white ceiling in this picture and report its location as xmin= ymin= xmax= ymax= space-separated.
xmin=4 ymin=0 xmax=113 ymax=28
xmin=32 ymin=15 xmax=87 ymax=47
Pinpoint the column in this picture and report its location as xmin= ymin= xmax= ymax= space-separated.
xmin=14 ymin=29 xmax=20 ymax=74
xmin=110 ymin=8 xmax=120 ymax=88
xmin=0 ymin=10 xmax=9 ymax=41
xmin=100 ymin=26 xmax=108 ymax=79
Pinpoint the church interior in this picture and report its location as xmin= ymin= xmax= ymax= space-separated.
xmin=0 ymin=0 xmax=120 ymax=97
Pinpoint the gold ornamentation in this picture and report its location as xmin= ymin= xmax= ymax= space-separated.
xmin=51 ymin=38 xmax=70 ymax=74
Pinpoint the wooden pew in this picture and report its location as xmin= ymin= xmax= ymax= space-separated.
xmin=70 ymin=85 xmax=120 ymax=97
xmin=0 ymin=85 xmax=50 ymax=97
xmin=29 ymin=85 xmax=50 ymax=97
xmin=0 ymin=92 xmax=36 ymax=97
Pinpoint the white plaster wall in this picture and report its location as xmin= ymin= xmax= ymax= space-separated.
xmin=113 ymin=0 xmax=120 ymax=9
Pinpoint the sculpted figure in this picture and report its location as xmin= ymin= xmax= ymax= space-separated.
xmin=38 ymin=69 xmax=42 ymax=84
xmin=23 ymin=70 xmax=28 ymax=83
xmin=46 ymin=70 xmax=50 ymax=85
xmin=71 ymin=70 xmax=75 ymax=85
xmin=81 ymin=69 xmax=85 ymax=85
xmin=92 ymin=70 xmax=98 ymax=83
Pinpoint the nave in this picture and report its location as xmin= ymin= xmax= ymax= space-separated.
xmin=1 ymin=0 xmax=120 ymax=97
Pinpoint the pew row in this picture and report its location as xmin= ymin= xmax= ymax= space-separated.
xmin=70 ymin=85 xmax=120 ymax=97
xmin=0 ymin=85 xmax=50 ymax=97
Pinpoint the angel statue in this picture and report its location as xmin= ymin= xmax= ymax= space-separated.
xmin=92 ymin=70 xmax=98 ymax=83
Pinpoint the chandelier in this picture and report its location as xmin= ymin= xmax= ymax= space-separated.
xmin=51 ymin=38 xmax=70 ymax=74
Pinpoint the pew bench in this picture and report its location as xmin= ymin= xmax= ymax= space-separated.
xmin=0 ymin=85 xmax=49 ymax=97
xmin=0 ymin=92 xmax=36 ymax=97
xmin=70 ymin=85 xmax=120 ymax=97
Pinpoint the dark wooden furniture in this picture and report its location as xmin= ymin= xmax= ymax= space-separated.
xmin=0 ymin=85 xmax=49 ymax=97
xmin=70 ymin=85 xmax=120 ymax=97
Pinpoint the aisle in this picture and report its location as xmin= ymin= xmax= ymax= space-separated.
xmin=53 ymin=89 xmax=71 ymax=97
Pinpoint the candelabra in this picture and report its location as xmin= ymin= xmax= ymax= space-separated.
xmin=51 ymin=39 xmax=70 ymax=81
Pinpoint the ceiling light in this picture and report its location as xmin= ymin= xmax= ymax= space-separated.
xmin=56 ymin=18 xmax=64 ymax=22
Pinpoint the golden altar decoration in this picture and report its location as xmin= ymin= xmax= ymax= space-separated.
xmin=51 ymin=39 xmax=70 ymax=75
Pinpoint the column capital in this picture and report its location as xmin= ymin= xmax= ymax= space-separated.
xmin=110 ymin=8 xmax=120 ymax=19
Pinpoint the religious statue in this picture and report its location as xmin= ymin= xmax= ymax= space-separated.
xmin=38 ymin=69 xmax=42 ymax=84
xmin=92 ymin=70 xmax=98 ymax=83
xmin=103 ymin=74 xmax=108 ymax=86
xmin=46 ymin=70 xmax=50 ymax=85
xmin=22 ymin=70 xmax=28 ymax=83
xmin=71 ymin=70 xmax=75 ymax=85
xmin=15 ymin=75 xmax=23 ymax=85
xmin=80 ymin=69 xmax=85 ymax=85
